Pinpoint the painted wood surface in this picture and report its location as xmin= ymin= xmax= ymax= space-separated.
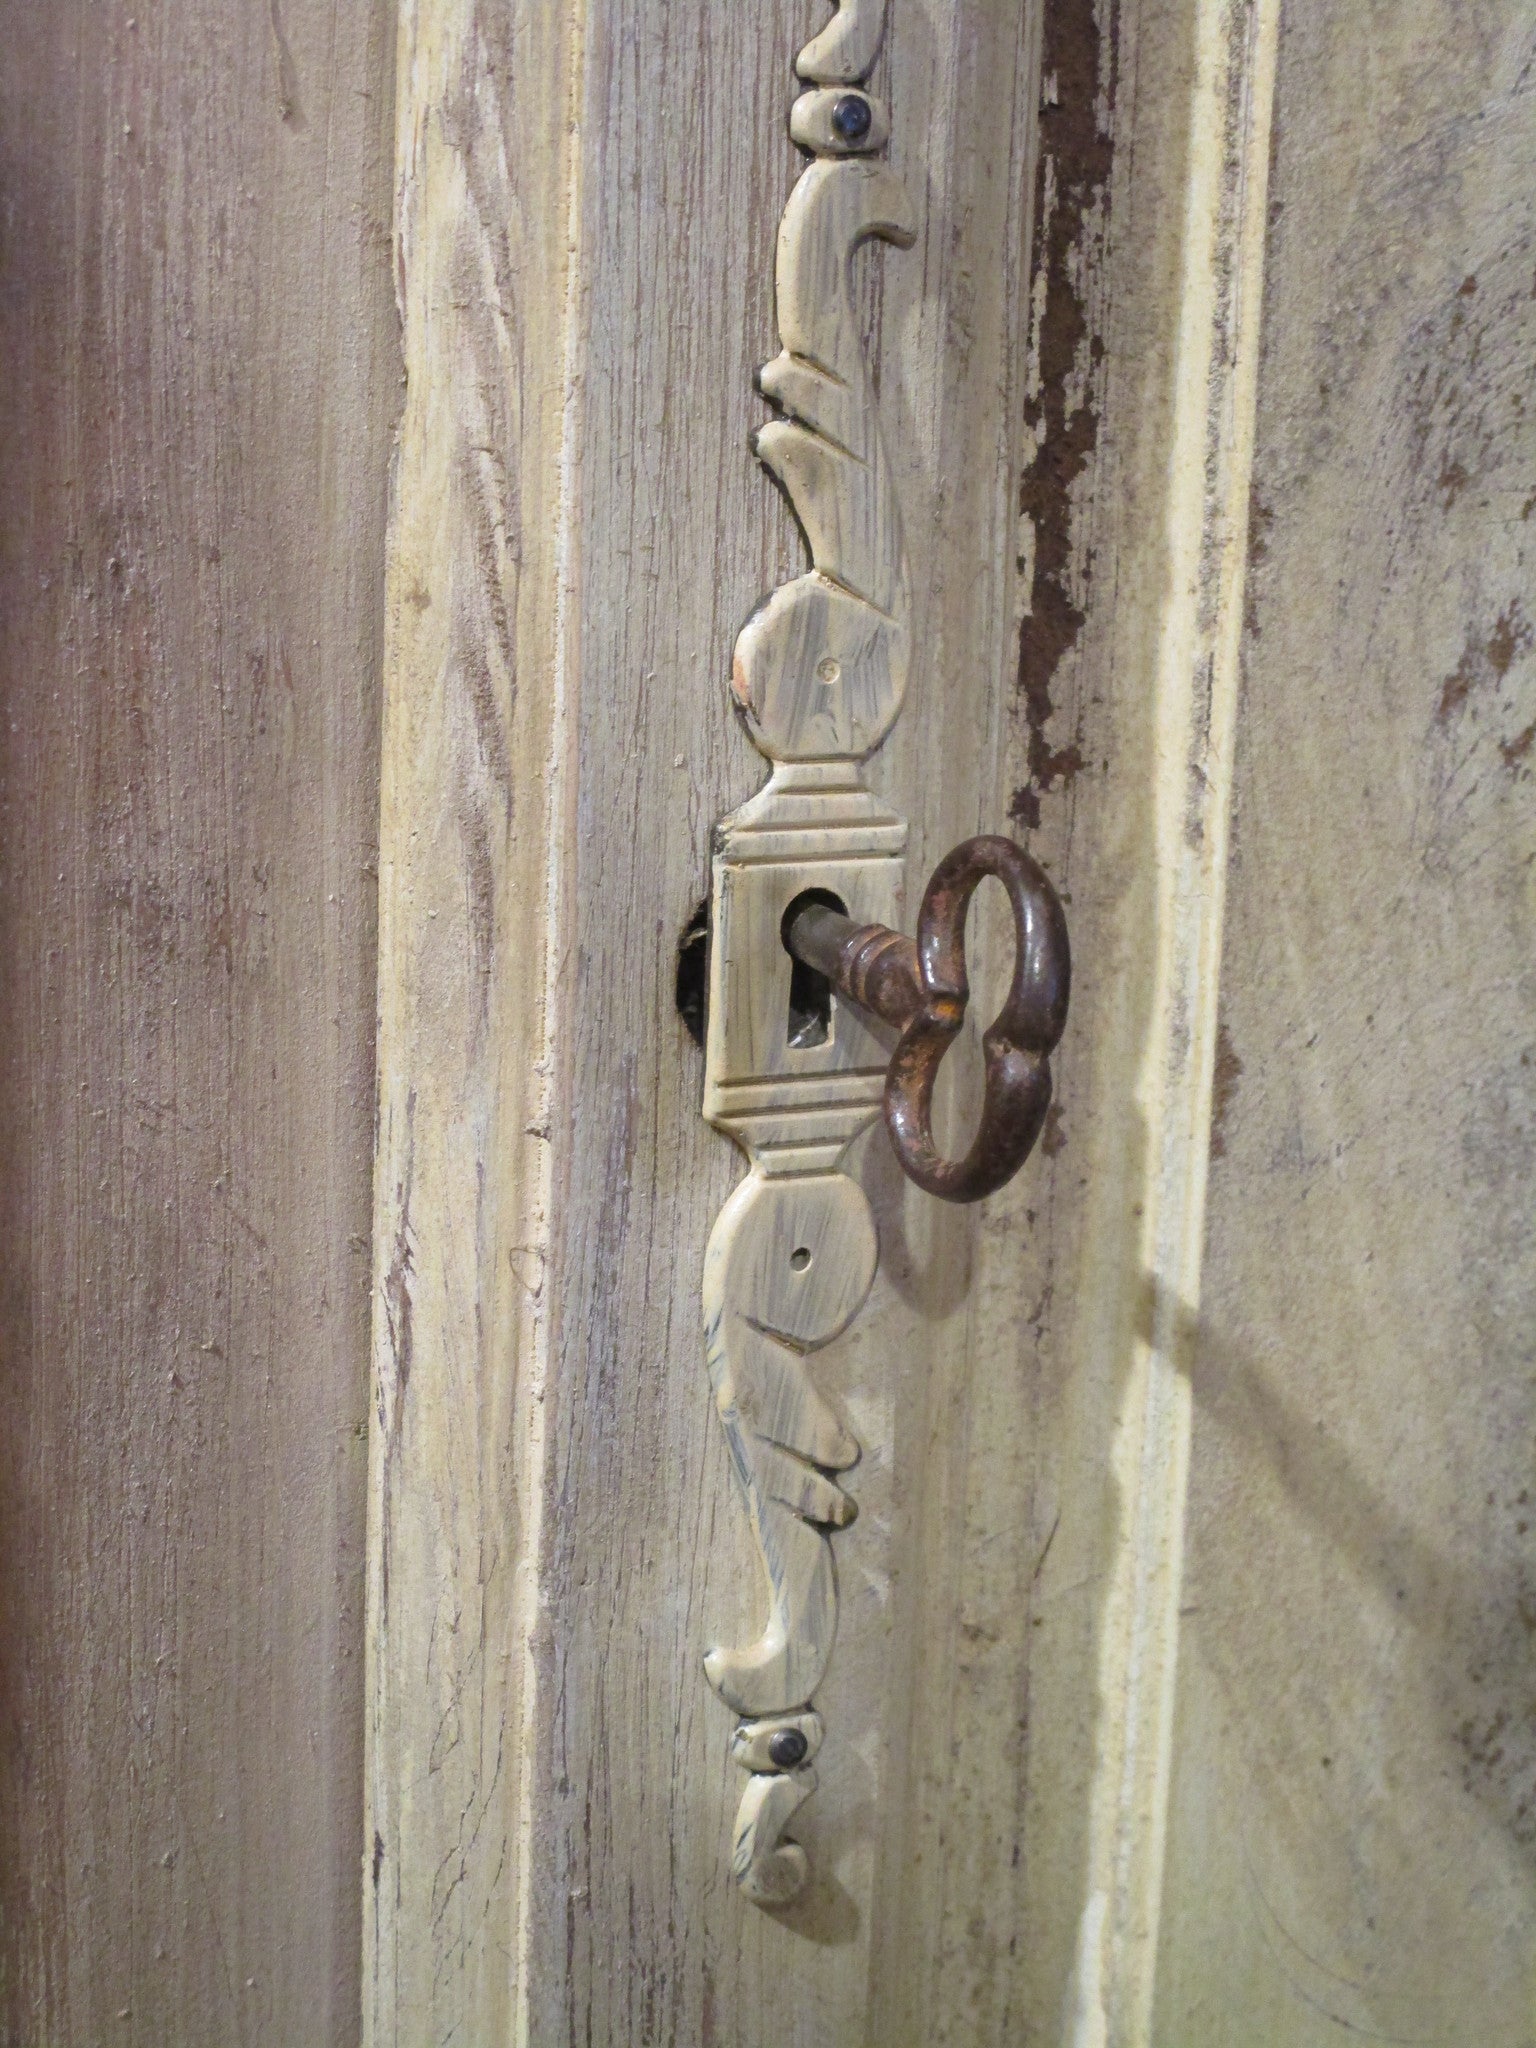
xmin=1153 ymin=7 xmax=1536 ymax=2041
xmin=365 ymin=2 xmax=576 ymax=2039
xmin=0 ymin=3 xmax=397 ymax=2042
xmin=2 ymin=0 xmax=1524 ymax=2037
xmin=368 ymin=0 xmax=1057 ymax=2037
xmin=995 ymin=0 xmax=1536 ymax=2037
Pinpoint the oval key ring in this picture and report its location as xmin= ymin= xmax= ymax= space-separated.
xmin=884 ymin=835 xmax=1070 ymax=1201
xmin=783 ymin=835 xmax=1071 ymax=1203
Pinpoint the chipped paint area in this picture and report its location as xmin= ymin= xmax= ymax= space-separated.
xmin=1011 ymin=0 xmax=1117 ymax=832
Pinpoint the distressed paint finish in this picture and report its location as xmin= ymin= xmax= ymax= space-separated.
xmin=369 ymin=0 xmax=1247 ymax=2028
xmin=998 ymin=0 xmax=1536 ymax=2038
xmin=0 ymin=2 xmax=396 ymax=2043
xmin=3 ymin=0 xmax=1524 ymax=2035
xmin=370 ymin=0 xmax=1535 ymax=2035
xmin=1154 ymin=7 xmax=1536 ymax=2042
xmin=369 ymin=0 xmax=1056 ymax=2036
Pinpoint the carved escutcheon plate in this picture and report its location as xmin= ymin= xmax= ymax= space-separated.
xmin=700 ymin=0 xmax=914 ymax=1905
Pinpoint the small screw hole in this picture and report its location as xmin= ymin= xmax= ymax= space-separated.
xmin=831 ymin=93 xmax=873 ymax=143
xmin=789 ymin=1247 xmax=812 ymax=1272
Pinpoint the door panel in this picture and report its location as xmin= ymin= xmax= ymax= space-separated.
xmin=1154 ymin=6 xmax=1536 ymax=2042
xmin=0 ymin=6 xmax=396 ymax=2042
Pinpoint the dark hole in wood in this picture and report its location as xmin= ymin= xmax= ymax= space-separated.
xmin=676 ymin=898 xmax=709 ymax=1047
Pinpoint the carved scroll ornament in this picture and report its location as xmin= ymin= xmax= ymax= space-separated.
xmin=700 ymin=0 xmax=914 ymax=1906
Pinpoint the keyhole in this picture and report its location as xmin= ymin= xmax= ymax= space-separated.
xmin=789 ymin=1246 xmax=812 ymax=1273
xmin=782 ymin=888 xmax=845 ymax=1050
xmin=675 ymin=898 xmax=709 ymax=1047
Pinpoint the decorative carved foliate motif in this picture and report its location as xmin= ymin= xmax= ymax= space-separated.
xmin=700 ymin=0 xmax=913 ymax=1905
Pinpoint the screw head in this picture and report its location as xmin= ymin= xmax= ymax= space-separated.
xmin=831 ymin=94 xmax=873 ymax=144
xmin=768 ymin=1728 xmax=809 ymax=1769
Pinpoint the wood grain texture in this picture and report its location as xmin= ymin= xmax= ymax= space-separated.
xmin=1154 ymin=7 xmax=1536 ymax=2041
xmin=0 ymin=3 xmax=396 ymax=2043
xmin=370 ymin=0 xmax=1056 ymax=2037
xmin=970 ymin=0 xmax=1280 ymax=2030
xmin=1054 ymin=0 xmax=1280 ymax=2032
xmin=364 ymin=1 xmax=577 ymax=2039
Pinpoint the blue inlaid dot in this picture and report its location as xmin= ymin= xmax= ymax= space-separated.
xmin=831 ymin=94 xmax=873 ymax=144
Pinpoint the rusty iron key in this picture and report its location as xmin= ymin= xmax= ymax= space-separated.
xmin=784 ymin=834 xmax=1070 ymax=1202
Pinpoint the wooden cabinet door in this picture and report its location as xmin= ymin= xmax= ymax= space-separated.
xmin=367 ymin=0 xmax=1535 ymax=2041
xmin=2 ymin=2 xmax=1530 ymax=2044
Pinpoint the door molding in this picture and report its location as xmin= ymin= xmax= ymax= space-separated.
xmin=1057 ymin=0 xmax=1279 ymax=2035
